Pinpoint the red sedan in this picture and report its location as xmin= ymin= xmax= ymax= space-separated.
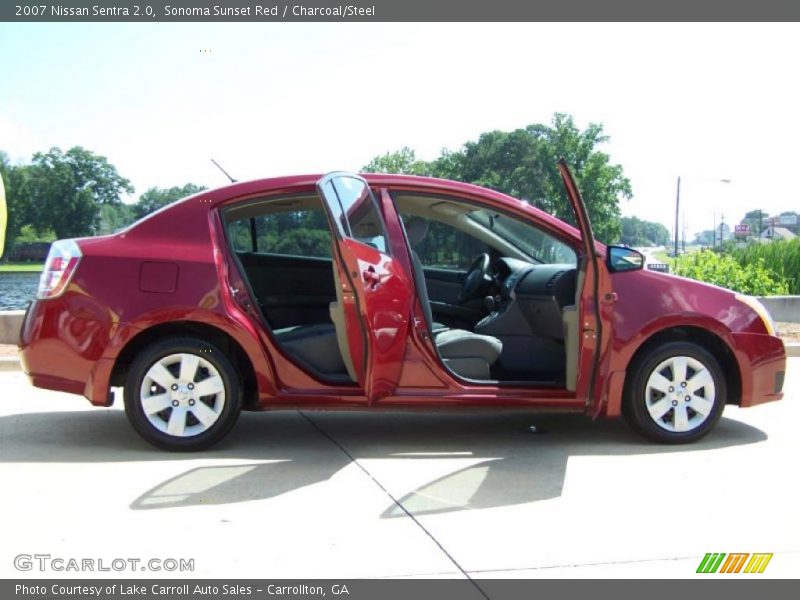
xmin=19 ymin=161 xmax=786 ymax=450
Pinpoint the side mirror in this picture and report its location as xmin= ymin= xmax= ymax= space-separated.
xmin=607 ymin=245 xmax=644 ymax=273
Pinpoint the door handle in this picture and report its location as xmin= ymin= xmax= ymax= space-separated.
xmin=363 ymin=267 xmax=380 ymax=286
xmin=601 ymin=292 xmax=618 ymax=305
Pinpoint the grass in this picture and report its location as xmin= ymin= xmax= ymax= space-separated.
xmin=729 ymin=238 xmax=800 ymax=295
xmin=0 ymin=262 xmax=44 ymax=273
xmin=653 ymin=245 xmax=701 ymax=265
xmin=653 ymin=250 xmax=672 ymax=264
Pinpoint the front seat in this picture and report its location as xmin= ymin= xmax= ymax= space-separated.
xmin=404 ymin=216 xmax=502 ymax=380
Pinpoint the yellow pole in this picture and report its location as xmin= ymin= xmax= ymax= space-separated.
xmin=0 ymin=172 xmax=6 ymax=256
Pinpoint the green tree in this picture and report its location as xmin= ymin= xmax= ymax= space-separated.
xmin=362 ymin=147 xmax=429 ymax=176
xmin=694 ymin=229 xmax=716 ymax=246
xmin=0 ymin=152 xmax=33 ymax=256
xmin=19 ymin=147 xmax=133 ymax=239
xmin=133 ymin=183 xmax=206 ymax=219
xmin=98 ymin=203 xmax=135 ymax=235
xmin=363 ymin=113 xmax=632 ymax=243
xmin=620 ymin=216 xmax=670 ymax=246
xmin=522 ymin=114 xmax=631 ymax=243
xmin=271 ymin=228 xmax=331 ymax=257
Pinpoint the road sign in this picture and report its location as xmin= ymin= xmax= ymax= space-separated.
xmin=647 ymin=263 xmax=670 ymax=273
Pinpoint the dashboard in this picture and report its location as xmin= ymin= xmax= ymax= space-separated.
xmin=478 ymin=257 xmax=578 ymax=341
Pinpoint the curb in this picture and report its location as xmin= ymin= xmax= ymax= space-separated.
xmin=0 ymin=357 xmax=21 ymax=372
xmin=787 ymin=343 xmax=800 ymax=358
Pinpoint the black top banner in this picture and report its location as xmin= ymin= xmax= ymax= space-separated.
xmin=3 ymin=0 xmax=800 ymax=22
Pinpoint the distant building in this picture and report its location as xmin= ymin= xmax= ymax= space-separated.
xmin=760 ymin=213 xmax=799 ymax=235
xmin=760 ymin=226 xmax=797 ymax=241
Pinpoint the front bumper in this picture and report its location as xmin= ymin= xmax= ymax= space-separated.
xmin=731 ymin=332 xmax=786 ymax=407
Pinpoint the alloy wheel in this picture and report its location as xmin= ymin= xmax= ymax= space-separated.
xmin=139 ymin=352 xmax=226 ymax=437
xmin=644 ymin=355 xmax=716 ymax=433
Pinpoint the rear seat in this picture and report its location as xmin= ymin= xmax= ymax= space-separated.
xmin=273 ymin=323 xmax=349 ymax=378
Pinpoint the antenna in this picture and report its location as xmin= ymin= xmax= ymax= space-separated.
xmin=210 ymin=158 xmax=237 ymax=183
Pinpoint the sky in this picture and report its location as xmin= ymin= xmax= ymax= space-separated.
xmin=1 ymin=22 xmax=799 ymax=237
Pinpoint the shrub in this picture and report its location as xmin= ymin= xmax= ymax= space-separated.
xmin=672 ymin=250 xmax=789 ymax=296
xmin=728 ymin=238 xmax=800 ymax=295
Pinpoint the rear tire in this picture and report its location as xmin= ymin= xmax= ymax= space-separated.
xmin=124 ymin=337 xmax=242 ymax=451
xmin=623 ymin=341 xmax=726 ymax=444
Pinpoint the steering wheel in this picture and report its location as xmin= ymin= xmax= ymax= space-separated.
xmin=458 ymin=253 xmax=491 ymax=303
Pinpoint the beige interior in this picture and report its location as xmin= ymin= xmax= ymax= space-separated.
xmin=329 ymin=267 xmax=357 ymax=382
xmin=562 ymin=268 xmax=585 ymax=392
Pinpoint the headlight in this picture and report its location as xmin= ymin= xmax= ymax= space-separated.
xmin=735 ymin=294 xmax=778 ymax=336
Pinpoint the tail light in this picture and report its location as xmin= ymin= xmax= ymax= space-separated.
xmin=37 ymin=240 xmax=82 ymax=299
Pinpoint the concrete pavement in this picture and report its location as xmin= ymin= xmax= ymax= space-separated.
xmin=0 ymin=361 xmax=798 ymax=580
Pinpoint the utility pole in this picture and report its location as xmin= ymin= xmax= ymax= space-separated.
xmin=682 ymin=213 xmax=687 ymax=252
xmin=674 ymin=176 xmax=681 ymax=257
xmin=712 ymin=212 xmax=716 ymax=249
xmin=719 ymin=213 xmax=725 ymax=248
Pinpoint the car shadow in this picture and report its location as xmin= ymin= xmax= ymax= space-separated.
xmin=0 ymin=408 xmax=767 ymax=513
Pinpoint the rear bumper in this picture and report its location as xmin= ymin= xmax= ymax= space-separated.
xmin=19 ymin=299 xmax=115 ymax=407
xmin=731 ymin=332 xmax=786 ymax=407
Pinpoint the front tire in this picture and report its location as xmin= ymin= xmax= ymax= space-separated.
xmin=124 ymin=337 xmax=242 ymax=451
xmin=623 ymin=341 xmax=726 ymax=444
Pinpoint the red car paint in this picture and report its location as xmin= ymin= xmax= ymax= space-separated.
xmin=18 ymin=171 xmax=786 ymax=420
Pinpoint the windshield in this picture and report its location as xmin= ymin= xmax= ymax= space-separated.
xmin=468 ymin=209 xmax=576 ymax=265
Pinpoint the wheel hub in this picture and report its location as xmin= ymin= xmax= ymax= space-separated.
xmin=171 ymin=382 xmax=193 ymax=404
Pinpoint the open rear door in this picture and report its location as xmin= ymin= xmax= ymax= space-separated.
xmin=316 ymin=172 xmax=412 ymax=403
xmin=557 ymin=159 xmax=614 ymax=417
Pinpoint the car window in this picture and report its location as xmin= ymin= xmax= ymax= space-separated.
xmin=395 ymin=193 xmax=577 ymax=267
xmin=324 ymin=176 xmax=388 ymax=253
xmin=402 ymin=215 xmax=488 ymax=270
xmin=228 ymin=206 xmax=332 ymax=259
xmin=469 ymin=209 xmax=576 ymax=265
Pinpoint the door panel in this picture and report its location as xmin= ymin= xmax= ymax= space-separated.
xmin=423 ymin=268 xmax=484 ymax=328
xmin=317 ymin=173 xmax=412 ymax=402
xmin=423 ymin=267 xmax=464 ymax=304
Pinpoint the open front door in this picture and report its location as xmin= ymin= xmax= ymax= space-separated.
xmin=316 ymin=172 xmax=412 ymax=403
xmin=557 ymin=159 xmax=614 ymax=417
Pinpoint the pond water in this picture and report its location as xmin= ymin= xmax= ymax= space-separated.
xmin=0 ymin=272 xmax=39 ymax=310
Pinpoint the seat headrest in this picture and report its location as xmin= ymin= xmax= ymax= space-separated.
xmin=405 ymin=216 xmax=428 ymax=247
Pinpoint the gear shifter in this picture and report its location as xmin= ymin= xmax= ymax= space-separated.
xmin=484 ymin=295 xmax=496 ymax=312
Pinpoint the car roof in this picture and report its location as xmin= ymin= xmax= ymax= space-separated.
xmin=146 ymin=172 xmax=591 ymax=248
